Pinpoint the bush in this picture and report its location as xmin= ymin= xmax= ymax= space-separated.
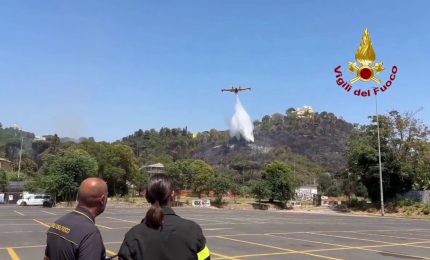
xmin=7 ymin=172 xmax=23 ymax=182
xmin=213 ymin=197 xmax=224 ymax=208
xmin=326 ymin=185 xmax=341 ymax=196
xmin=237 ymin=185 xmax=251 ymax=197
xmin=251 ymin=180 xmax=271 ymax=203
xmin=422 ymin=204 xmax=430 ymax=215
xmin=397 ymin=198 xmax=417 ymax=207
xmin=349 ymin=197 xmax=368 ymax=210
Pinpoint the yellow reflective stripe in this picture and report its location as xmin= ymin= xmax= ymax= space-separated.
xmin=197 ymin=245 xmax=210 ymax=260
xmin=72 ymin=210 xmax=94 ymax=224
xmin=47 ymin=231 xmax=78 ymax=246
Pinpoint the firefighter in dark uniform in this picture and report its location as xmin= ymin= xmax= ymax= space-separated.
xmin=45 ymin=177 xmax=109 ymax=260
xmin=118 ymin=174 xmax=211 ymax=260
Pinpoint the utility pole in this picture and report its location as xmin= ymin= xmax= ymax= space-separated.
xmin=293 ymin=157 xmax=296 ymax=181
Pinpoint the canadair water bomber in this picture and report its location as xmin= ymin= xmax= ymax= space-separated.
xmin=221 ymin=86 xmax=251 ymax=94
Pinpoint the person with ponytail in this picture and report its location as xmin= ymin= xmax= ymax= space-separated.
xmin=118 ymin=174 xmax=211 ymax=260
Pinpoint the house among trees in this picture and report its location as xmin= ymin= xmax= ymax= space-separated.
xmin=142 ymin=163 xmax=165 ymax=175
xmin=0 ymin=157 xmax=13 ymax=171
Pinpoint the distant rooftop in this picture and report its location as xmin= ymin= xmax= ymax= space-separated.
xmin=145 ymin=163 xmax=164 ymax=168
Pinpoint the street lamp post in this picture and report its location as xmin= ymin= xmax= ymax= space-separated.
xmin=375 ymin=95 xmax=385 ymax=216
xmin=13 ymin=124 xmax=24 ymax=179
xmin=18 ymin=133 xmax=23 ymax=179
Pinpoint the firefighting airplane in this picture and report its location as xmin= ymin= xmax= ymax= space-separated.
xmin=221 ymin=86 xmax=251 ymax=94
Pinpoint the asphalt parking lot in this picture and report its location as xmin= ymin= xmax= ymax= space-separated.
xmin=1 ymin=205 xmax=430 ymax=259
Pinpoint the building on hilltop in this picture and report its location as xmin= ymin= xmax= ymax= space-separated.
xmin=34 ymin=136 xmax=47 ymax=141
xmin=295 ymin=105 xmax=315 ymax=118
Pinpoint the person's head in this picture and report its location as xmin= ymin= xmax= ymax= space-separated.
xmin=145 ymin=174 xmax=174 ymax=229
xmin=77 ymin=177 xmax=108 ymax=217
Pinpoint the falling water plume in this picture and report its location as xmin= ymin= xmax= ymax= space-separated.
xmin=230 ymin=95 xmax=254 ymax=142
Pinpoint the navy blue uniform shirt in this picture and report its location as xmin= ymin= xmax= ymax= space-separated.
xmin=45 ymin=206 xmax=106 ymax=260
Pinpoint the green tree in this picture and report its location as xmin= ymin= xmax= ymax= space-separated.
xmin=132 ymin=169 xmax=150 ymax=196
xmin=150 ymin=154 xmax=173 ymax=166
xmin=347 ymin=131 xmax=395 ymax=202
xmin=166 ymin=159 xmax=194 ymax=190
xmin=355 ymin=181 xmax=368 ymax=197
xmin=412 ymin=142 xmax=430 ymax=190
xmin=48 ymin=134 xmax=61 ymax=154
xmin=252 ymin=180 xmax=271 ymax=203
xmin=346 ymin=112 xmax=429 ymax=202
xmin=40 ymin=149 xmax=98 ymax=201
xmin=73 ymin=141 xmax=139 ymax=195
xmin=326 ymin=185 xmax=341 ymax=197
xmin=32 ymin=140 xmax=50 ymax=166
xmin=190 ymin=160 xmax=215 ymax=197
xmin=262 ymin=161 xmax=296 ymax=206
xmin=107 ymin=144 xmax=139 ymax=195
xmin=20 ymin=158 xmax=38 ymax=176
xmin=0 ymin=169 xmax=8 ymax=191
xmin=318 ymin=173 xmax=335 ymax=195
xmin=212 ymin=172 xmax=232 ymax=206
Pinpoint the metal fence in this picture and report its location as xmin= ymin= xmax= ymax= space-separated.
xmin=403 ymin=190 xmax=430 ymax=203
xmin=0 ymin=192 xmax=23 ymax=204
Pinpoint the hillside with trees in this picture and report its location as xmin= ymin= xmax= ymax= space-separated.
xmin=1 ymin=107 xmax=429 ymax=208
xmin=120 ymin=108 xmax=354 ymax=184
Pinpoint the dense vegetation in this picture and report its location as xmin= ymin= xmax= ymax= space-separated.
xmin=1 ymin=108 xmax=429 ymax=207
xmin=346 ymin=111 xmax=430 ymax=202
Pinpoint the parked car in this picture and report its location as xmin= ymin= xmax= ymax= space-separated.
xmin=17 ymin=194 xmax=55 ymax=207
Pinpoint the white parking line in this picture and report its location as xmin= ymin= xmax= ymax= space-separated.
xmin=96 ymin=224 xmax=113 ymax=230
xmin=41 ymin=210 xmax=57 ymax=216
xmin=204 ymin=228 xmax=233 ymax=231
xmin=104 ymin=216 xmax=138 ymax=224
xmin=13 ymin=211 xmax=24 ymax=216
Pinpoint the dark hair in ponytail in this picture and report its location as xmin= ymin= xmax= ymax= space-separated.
xmin=144 ymin=174 xmax=173 ymax=229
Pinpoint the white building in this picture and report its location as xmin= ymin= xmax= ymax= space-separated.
xmin=34 ymin=136 xmax=46 ymax=141
xmin=295 ymin=105 xmax=315 ymax=118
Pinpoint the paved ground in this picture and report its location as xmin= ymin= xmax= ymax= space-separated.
xmin=1 ymin=205 xmax=430 ymax=259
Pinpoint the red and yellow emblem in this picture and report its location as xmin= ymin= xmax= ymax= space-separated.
xmin=348 ymin=28 xmax=384 ymax=84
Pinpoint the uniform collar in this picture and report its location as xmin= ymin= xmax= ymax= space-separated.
xmin=140 ymin=207 xmax=177 ymax=224
xmin=73 ymin=206 xmax=95 ymax=223
xmin=162 ymin=207 xmax=176 ymax=216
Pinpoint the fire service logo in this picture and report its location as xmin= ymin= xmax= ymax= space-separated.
xmin=334 ymin=28 xmax=397 ymax=97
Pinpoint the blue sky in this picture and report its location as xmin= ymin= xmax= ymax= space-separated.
xmin=1 ymin=1 xmax=429 ymax=141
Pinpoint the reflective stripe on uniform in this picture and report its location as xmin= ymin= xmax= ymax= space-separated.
xmin=197 ymin=245 xmax=210 ymax=260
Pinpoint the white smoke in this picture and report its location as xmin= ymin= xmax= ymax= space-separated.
xmin=230 ymin=95 xmax=254 ymax=142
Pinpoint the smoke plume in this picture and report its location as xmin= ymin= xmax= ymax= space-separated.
xmin=230 ymin=95 xmax=254 ymax=142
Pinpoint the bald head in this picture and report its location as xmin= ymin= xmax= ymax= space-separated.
xmin=78 ymin=178 xmax=108 ymax=213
